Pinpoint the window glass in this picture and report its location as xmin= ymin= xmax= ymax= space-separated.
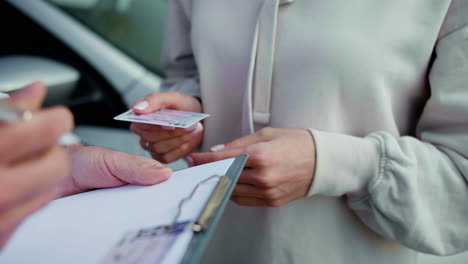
xmin=46 ymin=0 xmax=167 ymax=75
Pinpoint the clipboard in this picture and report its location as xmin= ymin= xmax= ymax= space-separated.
xmin=180 ymin=154 xmax=248 ymax=264
xmin=0 ymin=155 xmax=248 ymax=264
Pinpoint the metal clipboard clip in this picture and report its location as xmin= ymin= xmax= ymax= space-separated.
xmin=169 ymin=174 xmax=232 ymax=233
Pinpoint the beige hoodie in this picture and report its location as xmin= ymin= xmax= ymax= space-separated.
xmin=160 ymin=0 xmax=468 ymax=263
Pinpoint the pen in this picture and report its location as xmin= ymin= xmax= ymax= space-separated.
xmin=0 ymin=100 xmax=80 ymax=146
xmin=0 ymin=100 xmax=33 ymax=122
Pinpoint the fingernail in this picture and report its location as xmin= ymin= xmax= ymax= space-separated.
xmin=186 ymin=156 xmax=194 ymax=167
xmin=161 ymin=125 xmax=175 ymax=130
xmin=133 ymin=101 xmax=149 ymax=110
xmin=184 ymin=123 xmax=197 ymax=132
xmin=58 ymin=133 xmax=81 ymax=146
xmin=192 ymin=122 xmax=203 ymax=135
xmin=210 ymin=144 xmax=225 ymax=152
xmin=152 ymin=162 xmax=165 ymax=168
xmin=186 ymin=122 xmax=203 ymax=135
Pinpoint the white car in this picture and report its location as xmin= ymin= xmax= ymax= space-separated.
xmin=1 ymin=0 xmax=467 ymax=263
xmin=0 ymin=0 xmax=189 ymax=167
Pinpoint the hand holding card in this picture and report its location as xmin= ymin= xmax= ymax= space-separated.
xmin=127 ymin=92 xmax=205 ymax=163
xmin=114 ymin=109 xmax=209 ymax=128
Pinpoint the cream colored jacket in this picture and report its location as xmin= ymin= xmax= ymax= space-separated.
xmin=160 ymin=0 xmax=468 ymax=263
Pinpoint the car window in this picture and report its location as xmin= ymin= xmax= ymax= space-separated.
xmin=46 ymin=0 xmax=167 ymax=75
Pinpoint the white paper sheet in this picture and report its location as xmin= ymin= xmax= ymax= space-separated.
xmin=0 ymin=158 xmax=235 ymax=264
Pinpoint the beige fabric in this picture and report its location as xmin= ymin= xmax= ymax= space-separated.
xmin=160 ymin=0 xmax=468 ymax=263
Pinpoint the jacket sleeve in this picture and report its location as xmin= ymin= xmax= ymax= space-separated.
xmin=159 ymin=0 xmax=201 ymax=98
xmin=308 ymin=2 xmax=468 ymax=256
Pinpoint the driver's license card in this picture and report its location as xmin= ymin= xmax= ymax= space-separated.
xmin=114 ymin=109 xmax=209 ymax=128
xmin=101 ymin=221 xmax=193 ymax=264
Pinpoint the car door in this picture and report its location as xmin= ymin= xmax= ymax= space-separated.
xmin=4 ymin=0 xmax=166 ymax=124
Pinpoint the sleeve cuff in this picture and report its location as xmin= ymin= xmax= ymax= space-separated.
xmin=307 ymin=129 xmax=383 ymax=199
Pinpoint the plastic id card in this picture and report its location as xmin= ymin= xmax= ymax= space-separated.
xmin=101 ymin=221 xmax=192 ymax=264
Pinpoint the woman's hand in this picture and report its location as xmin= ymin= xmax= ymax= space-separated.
xmin=130 ymin=92 xmax=203 ymax=163
xmin=59 ymin=146 xmax=173 ymax=197
xmin=189 ymin=127 xmax=316 ymax=207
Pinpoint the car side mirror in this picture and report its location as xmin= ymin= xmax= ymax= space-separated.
xmin=0 ymin=55 xmax=80 ymax=105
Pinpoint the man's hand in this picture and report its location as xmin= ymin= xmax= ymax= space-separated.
xmin=0 ymin=82 xmax=73 ymax=248
xmin=189 ymin=127 xmax=316 ymax=207
xmin=131 ymin=92 xmax=203 ymax=163
xmin=59 ymin=146 xmax=172 ymax=197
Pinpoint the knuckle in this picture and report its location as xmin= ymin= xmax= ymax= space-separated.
xmin=247 ymin=147 xmax=268 ymax=167
xmin=257 ymin=127 xmax=274 ymax=138
xmin=152 ymin=142 xmax=164 ymax=154
xmin=252 ymin=171 xmax=276 ymax=188
xmin=228 ymin=138 xmax=242 ymax=148
xmin=261 ymin=188 xmax=279 ymax=199
xmin=254 ymin=176 xmax=272 ymax=188
xmin=179 ymin=143 xmax=190 ymax=153
xmin=160 ymin=154 xmax=173 ymax=164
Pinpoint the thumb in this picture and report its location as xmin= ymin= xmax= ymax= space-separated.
xmin=71 ymin=146 xmax=172 ymax=189
xmin=132 ymin=93 xmax=176 ymax=114
xmin=8 ymin=82 xmax=47 ymax=111
xmin=132 ymin=92 xmax=198 ymax=114
xmin=103 ymin=149 xmax=172 ymax=185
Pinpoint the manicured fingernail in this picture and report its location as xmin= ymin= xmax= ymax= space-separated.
xmin=133 ymin=101 xmax=149 ymax=110
xmin=186 ymin=156 xmax=194 ymax=167
xmin=210 ymin=144 xmax=225 ymax=152
xmin=58 ymin=133 xmax=81 ymax=146
xmin=187 ymin=122 xmax=203 ymax=135
xmin=185 ymin=123 xmax=197 ymax=132
xmin=193 ymin=122 xmax=203 ymax=135
xmin=161 ymin=125 xmax=175 ymax=130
